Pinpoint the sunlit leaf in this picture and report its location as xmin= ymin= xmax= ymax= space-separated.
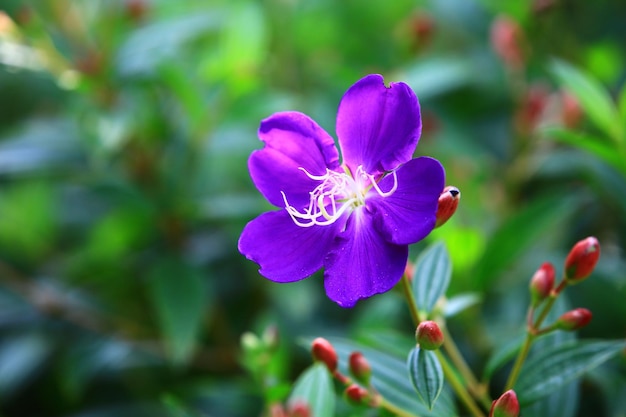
xmin=443 ymin=293 xmax=481 ymax=317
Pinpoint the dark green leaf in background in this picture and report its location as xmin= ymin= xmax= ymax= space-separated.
xmin=288 ymin=363 xmax=335 ymax=417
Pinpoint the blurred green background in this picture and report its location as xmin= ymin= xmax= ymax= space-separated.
xmin=0 ymin=0 xmax=625 ymax=416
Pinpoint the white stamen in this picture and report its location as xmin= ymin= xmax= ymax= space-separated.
xmin=281 ymin=165 xmax=399 ymax=227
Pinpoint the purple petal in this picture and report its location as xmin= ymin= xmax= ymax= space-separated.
xmin=336 ymin=74 xmax=421 ymax=175
xmin=238 ymin=209 xmax=342 ymax=283
xmin=369 ymin=157 xmax=444 ymax=245
xmin=250 ymin=112 xmax=340 ymax=208
xmin=323 ymin=211 xmax=408 ymax=307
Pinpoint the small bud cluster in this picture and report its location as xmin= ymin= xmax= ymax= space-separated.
xmin=527 ymin=237 xmax=600 ymax=336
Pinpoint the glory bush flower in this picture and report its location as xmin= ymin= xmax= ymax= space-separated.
xmin=238 ymin=74 xmax=445 ymax=307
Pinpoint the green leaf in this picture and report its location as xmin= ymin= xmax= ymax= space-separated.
xmin=516 ymin=339 xmax=626 ymax=406
xmin=443 ymin=293 xmax=482 ymax=318
xmin=288 ymin=363 xmax=335 ymax=417
xmin=541 ymin=126 xmax=626 ymax=176
xmin=329 ymin=338 xmax=457 ymax=417
xmin=412 ymin=242 xmax=452 ymax=316
xmin=482 ymin=334 xmax=524 ymax=382
xmin=550 ymin=59 xmax=622 ymax=141
xmin=407 ymin=347 xmax=444 ymax=410
xmin=473 ymin=194 xmax=576 ymax=289
xmin=148 ymin=258 xmax=208 ymax=364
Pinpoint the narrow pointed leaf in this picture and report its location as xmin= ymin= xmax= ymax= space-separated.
xmin=516 ymin=339 xmax=626 ymax=405
xmin=407 ymin=347 xmax=444 ymax=410
xmin=289 ymin=363 xmax=335 ymax=417
xmin=412 ymin=242 xmax=451 ymax=315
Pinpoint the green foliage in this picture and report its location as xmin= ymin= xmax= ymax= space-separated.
xmin=412 ymin=242 xmax=452 ymax=317
xmin=407 ymin=347 xmax=444 ymax=410
xmin=288 ymin=363 xmax=335 ymax=417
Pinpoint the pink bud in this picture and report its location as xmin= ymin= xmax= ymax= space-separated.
xmin=561 ymin=91 xmax=583 ymax=128
xmin=269 ymin=403 xmax=287 ymax=417
xmin=415 ymin=321 xmax=444 ymax=350
xmin=287 ymin=401 xmax=310 ymax=417
xmin=490 ymin=390 xmax=520 ymax=417
xmin=564 ymin=237 xmax=600 ymax=283
xmin=344 ymin=384 xmax=370 ymax=406
xmin=349 ymin=352 xmax=372 ymax=385
xmin=556 ymin=308 xmax=592 ymax=331
xmin=311 ymin=338 xmax=338 ymax=372
xmin=435 ymin=186 xmax=460 ymax=228
xmin=529 ymin=262 xmax=555 ymax=306
xmin=490 ymin=16 xmax=525 ymax=70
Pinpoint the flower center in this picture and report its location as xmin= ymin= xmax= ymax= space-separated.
xmin=281 ymin=165 xmax=398 ymax=228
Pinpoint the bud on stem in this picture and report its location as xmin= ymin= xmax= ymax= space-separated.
xmin=556 ymin=308 xmax=592 ymax=331
xmin=344 ymin=384 xmax=371 ymax=406
xmin=349 ymin=352 xmax=372 ymax=385
xmin=529 ymin=262 xmax=555 ymax=307
xmin=490 ymin=390 xmax=519 ymax=417
xmin=415 ymin=321 xmax=444 ymax=350
xmin=311 ymin=338 xmax=338 ymax=372
xmin=435 ymin=186 xmax=460 ymax=228
xmin=564 ymin=237 xmax=600 ymax=283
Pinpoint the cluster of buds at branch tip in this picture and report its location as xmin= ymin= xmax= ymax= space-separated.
xmin=529 ymin=262 xmax=555 ymax=306
xmin=311 ymin=338 xmax=337 ymax=372
xmin=349 ymin=352 xmax=372 ymax=385
xmin=565 ymin=237 xmax=600 ymax=283
xmin=435 ymin=186 xmax=460 ymax=228
xmin=415 ymin=321 xmax=444 ymax=350
xmin=555 ymin=308 xmax=592 ymax=331
xmin=490 ymin=390 xmax=519 ymax=417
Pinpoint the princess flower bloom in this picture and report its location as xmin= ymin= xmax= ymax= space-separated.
xmin=238 ymin=74 xmax=445 ymax=307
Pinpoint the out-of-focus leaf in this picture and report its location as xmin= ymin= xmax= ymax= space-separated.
xmin=68 ymin=403 xmax=177 ymax=417
xmin=404 ymin=56 xmax=476 ymax=100
xmin=412 ymin=242 xmax=452 ymax=317
xmin=482 ymin=334 xmax=523 ymax=382
xmin=148 ymin=258 xmax=208 ymax=364
xmin=541 ymin=126 xmax=626 ymax=176
xmin=288 ymin=363 xmax=335 ymax=417
xmin=516 ymin=340 xmax=626 ymax=406
xmin=443 ymin=293 xmax=481 ymax=317
xmin=619 ymin=82 xmax=626 ymax=128
xmin=0 ymin=333 xmax=52 ymax=398
xmin=473 ymin=194 xmax=576 ymax=289
xmin=407 ymin=347 xmax=444 ymax=409
xmin=550 ymin=59 xmax=622 ymax=140
xmin=116 ymin=12 xmax=223 ymax=76
xmin=330 ymin=338 xmax=458 ymax=417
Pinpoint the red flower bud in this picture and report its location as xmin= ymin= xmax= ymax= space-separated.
xmin=490 ymin=16 xmax=525 ymax=70
xmin=287 ymin=401 xmax=310 ymax=417
xmin=564 ymin=237 xmax=600 ymax=283
xmin=311 ymin=337 xmax=338 ymax=372
xmin=415 ymin=321 xmax=444 ymax=350
xmin=561 ymin=91 xmax=583 ymax=128
xmin=435 ymin=186 xmax=460 ymax=228
xmin=269 ymin=403 xmax=287 ymax=417
xmin=489 ymin=390 xmax=520 ymax=417
xmin=349 ymin=352 xmax=372 ymax=385
xmin=344 ymin=384 xmax=370 ymax=406
xmin=556 ymin=308 xmax=592 ymax=331
xmin=529 ymin=262 xmax=555 ymax=306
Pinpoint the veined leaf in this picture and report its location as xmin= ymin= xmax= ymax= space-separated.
xmin=288 ymin=363 xmax=335 ymax=417
xmin=443 ymin=293 xmax=481 ymax=318
xmin=412 ymin=242 xmax=452 ymax=316
xmin=407 ymin=347 xmax=444 ymax=409
xmin=516 ymin=339 xmax=626 ymax=405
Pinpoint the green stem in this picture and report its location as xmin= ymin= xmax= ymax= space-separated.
xmin=504 ymin=331 xmax=534 ymax=391
xmin=400 ymin=276 xmax=485 ymax=417
xmin=441 ymin=326 xmax=492 ymax=410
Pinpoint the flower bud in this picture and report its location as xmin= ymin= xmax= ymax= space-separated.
xmin=561 ymin=91 xmax=583 ymax=128
xmin=529 ymin=262 xmax=555 ymax=306
xmin=287 ymin=401 xmax=310 ymax=417
xmin=344 ymin=384 xmax=370 ymax=406
xmin=556 ymin=308 xmax=592 ymax=331
xmin=415 ymin=321 xmax=444 ymax=350
xmin=490 ymin=16 xmax=525 ymax=70
xmin=311 ymin=337 xmax=338 ymax=372
xmin=489 ymin=390 xmax=520 ymax=417
xmin=564 ymin=237 xmax=600 ymax=283
xmin=269 ymin=403 xmax=287 ymax=417
xmin=435 ymin=186 xmax=460 ymax=228
xmin=349 ymin=352 xmax=371 ymax=385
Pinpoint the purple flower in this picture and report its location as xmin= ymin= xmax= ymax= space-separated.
xmin=238 ymin=74 xmax=445 ymax=307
